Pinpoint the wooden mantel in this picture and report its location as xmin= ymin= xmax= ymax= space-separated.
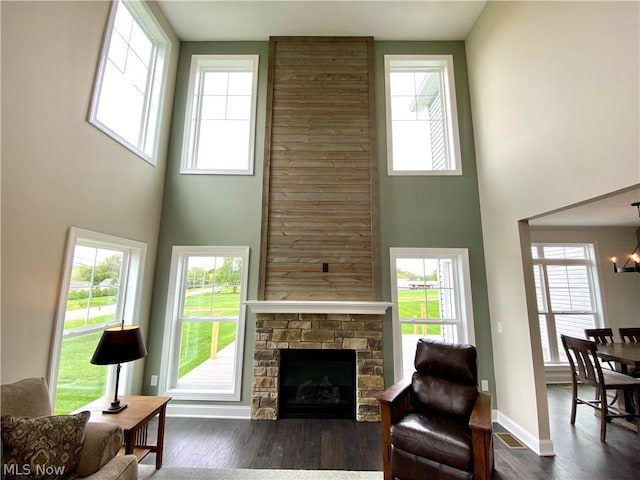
xmin=244 ymin=300 xmax=393 ymax=315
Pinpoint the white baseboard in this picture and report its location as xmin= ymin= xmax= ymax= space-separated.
xmin=167 ymin=403 xmax=252 ymax=419
xmin=544 ymin=364 xmax=571 ymax=384
xmin=496 ymin=410 xmax=556 ymax=457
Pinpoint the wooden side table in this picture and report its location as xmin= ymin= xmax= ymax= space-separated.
xmin=82 ymin=395 xmax=171 ymax=469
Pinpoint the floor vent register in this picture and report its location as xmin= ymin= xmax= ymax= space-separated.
xmin=494 ymin=432 xmax=526 ymax=449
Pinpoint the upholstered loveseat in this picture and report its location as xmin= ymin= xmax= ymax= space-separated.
xmin=1 ymin=377 xmax=137 ymax=480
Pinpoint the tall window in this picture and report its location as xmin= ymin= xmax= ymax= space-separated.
xmin=384 ymin=55 xmax=461 ymax=175
xmin=532 ymin=244 xmax=602 ymax=364
xmin=89 ymin=0 xmax=171 ymax=165
xmin=390 ymin=248 xmax=475 ymax=381
xmin=49 ymin=228 xmax=146 ymax=414
xmin=181 ymin=55 xmax=259 ymax=175
xmin=160 ymin=246 xmax=249 ymax=400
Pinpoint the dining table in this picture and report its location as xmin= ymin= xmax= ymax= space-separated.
xmin=596 ymin=342 xmax=640 ymax=423
xmin=596 ymin=342 xmax=640 ymax=376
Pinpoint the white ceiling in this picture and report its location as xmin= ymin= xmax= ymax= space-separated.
xmin=529 ymin=187 xmax=640 ymax=228
xmin=157 ymin=0 xmax=487 ymax=41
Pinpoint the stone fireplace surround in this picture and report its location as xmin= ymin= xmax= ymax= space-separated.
xmin=247 ymin=301 xmax=392 ymax=422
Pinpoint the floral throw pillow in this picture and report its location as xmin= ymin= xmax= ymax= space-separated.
xmin=1 ymin=411 xmax=90 ymax=480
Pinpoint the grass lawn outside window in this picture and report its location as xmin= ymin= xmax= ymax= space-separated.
xmin=55 ymin=299 xmax=118 ymax=414
xmin=178 ymin=289 xmax=239 ymax=378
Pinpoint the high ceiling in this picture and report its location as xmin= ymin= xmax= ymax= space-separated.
xmin=156 ymin=1 xmax=639 ymax=229
xmin=157 ymin=0 xmax=487 ymax=41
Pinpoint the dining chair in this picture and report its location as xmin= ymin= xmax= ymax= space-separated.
xmin=585 ymin=328 xmax=617 ymax=373
xmin=619 ymin=327 xmax=640 ymax=378
xmin=619 ymin=327 xmax=640 ymax=344
xmin=584 ymin=327 xmax=617 ymax=405
xmin=561 ymin=334 xmax=640 ymax=442
xmin=584 ymin=328 xmax=615 ymax=345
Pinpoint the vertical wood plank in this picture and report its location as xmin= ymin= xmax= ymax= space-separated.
xmin=258 ymin=38 xmax=278 ymax=300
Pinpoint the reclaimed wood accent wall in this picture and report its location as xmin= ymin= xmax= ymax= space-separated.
xmin=259 ymin=37 xmax=379 ymax=300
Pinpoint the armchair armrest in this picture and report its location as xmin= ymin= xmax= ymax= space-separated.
xmin=469 ymin=392 xmax=494 ymax=480
xmin=76 ymin=422 xmax=124 ymax=477
xmin=377 ymin=378 xmax=412 ymax=480
xmin=469 ymin=391 xmax=492 ymax=432
xmin=377 ymin=378 xmax=412 ymax=420
xmin=79 ymin=455 xmax=137 ymax=480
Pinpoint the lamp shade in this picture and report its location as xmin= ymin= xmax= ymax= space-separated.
xmin=90 ymin=325 xmax=147 ymax=365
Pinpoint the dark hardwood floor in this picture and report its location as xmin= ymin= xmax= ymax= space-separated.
xmin=142 ymin=385 xmax=640 ymax=478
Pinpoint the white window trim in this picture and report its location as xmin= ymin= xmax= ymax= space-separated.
xmin=88 ymin=0 xmax=172 ymax=166
xmin=389 ymin=247 xmax=475 ymax=382
xmin=159 ymin=246 xmax=250 ymax=401
xmin=180 ymin=55 xmax=259 ymax=175
xmin=384 ymin=54 xmax=462 ymax=176
xmin=48 ymin=227 xmax=147 ymax=408
xmin=532 ymin=243 xmax=605 ymax=366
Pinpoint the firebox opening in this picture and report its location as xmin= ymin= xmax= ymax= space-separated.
xmin=279 ymin=349 xmax=356 ymax=419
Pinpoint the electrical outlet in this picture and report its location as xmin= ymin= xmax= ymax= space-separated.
xmin=150 ymin=375 xmax=158 ymax=387
xmin=481 ymin=380 xmax=489 ymax=391
xmin=497 ymin=322 xmax=503 ymax=334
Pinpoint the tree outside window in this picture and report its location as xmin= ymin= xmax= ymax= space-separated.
xmin=159 ymin=246 xmax=249 ymax=401
xmin=49 ymin=229 xmax=146 ymax=414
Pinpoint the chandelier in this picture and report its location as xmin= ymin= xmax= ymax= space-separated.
xmin=611 ymin=201 xmax=640 ymax=273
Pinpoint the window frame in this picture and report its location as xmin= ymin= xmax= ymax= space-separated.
xmin=180 ymin=55 xmax=260 ymax=175
xmin=159 ymin=245 xmax=250 ymax=401
xmin=88 ymin=0 xmax=172 ymax=166
xmin=48 ymin=227 xmax=147 ymax=411
xmin=389 ymin=247 xmax=475 ymax=382
xmin=384 ymin=54 xmax=462 ymax=176
xmin=532 ymin=243 xmax=604 ymax=365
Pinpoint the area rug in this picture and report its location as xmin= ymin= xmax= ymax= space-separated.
xmin=138 ymin=465 xmax=383 ymax=480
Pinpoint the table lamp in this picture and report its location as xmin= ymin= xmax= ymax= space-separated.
xmin=90 ymin=325 xmax=148 ymax=414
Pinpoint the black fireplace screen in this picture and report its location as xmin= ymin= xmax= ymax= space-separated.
xmin=279 ymin=349 xmax=356 ymax=419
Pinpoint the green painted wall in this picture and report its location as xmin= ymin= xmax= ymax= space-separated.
xmin=143 ymin=42 xmax=269 ymax=401
xmin=143 ymin=40 xmax=495 ymax=403
xmin=375 ymin=42 xmax=494 ymax=393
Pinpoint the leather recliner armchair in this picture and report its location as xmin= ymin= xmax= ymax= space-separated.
xmin=378 ymin=338 xmax=493 ymax=480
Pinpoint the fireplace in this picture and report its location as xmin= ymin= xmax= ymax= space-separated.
xmin=279 ymin=349 xmax=356 ymax=419
xmin=247 ymin=301 xmax=392 ymax=421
